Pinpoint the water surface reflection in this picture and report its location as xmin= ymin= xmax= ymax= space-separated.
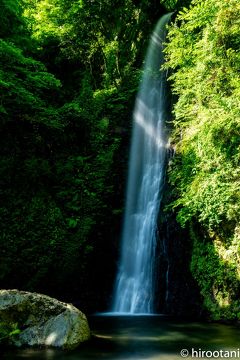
xmin=3 ymin=315 xmax=240 ymax=359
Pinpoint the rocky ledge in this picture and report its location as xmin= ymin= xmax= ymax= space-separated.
xmin=0 ymin=289 xmax=90 ymax=350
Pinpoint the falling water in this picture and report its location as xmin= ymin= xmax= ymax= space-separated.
xmin=112 ymin=14 xmax=172 ymax=314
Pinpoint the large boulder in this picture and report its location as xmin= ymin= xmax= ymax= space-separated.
xmin=0 ymin=289 xmax=90 ymax=350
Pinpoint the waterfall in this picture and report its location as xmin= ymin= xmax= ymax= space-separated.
xmin=112 ymin=13 xmax=172 ymax=314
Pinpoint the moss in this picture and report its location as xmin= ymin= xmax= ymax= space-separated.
xmin=0 ymin=322 xmax=21 ymax=345
xmin=190 ymin=224 xmax=240 ymax=320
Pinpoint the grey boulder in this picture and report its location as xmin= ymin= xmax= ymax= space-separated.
xmin=0 ymin=289 xmax=90 ymax=350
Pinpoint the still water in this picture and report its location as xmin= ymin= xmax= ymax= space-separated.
xmin=2 ymin=315 xmax=240 ymax=359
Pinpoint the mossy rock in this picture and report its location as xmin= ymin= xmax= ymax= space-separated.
xmin=0 ymin=289 xmax=90 ymax=350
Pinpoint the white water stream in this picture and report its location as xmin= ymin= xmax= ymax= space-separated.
xmin=112 ymin=14 xmax=172 ymax=314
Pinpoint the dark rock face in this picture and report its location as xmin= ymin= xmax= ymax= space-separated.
xmin=155 ymin=178 xmax=203 ymax=318
xmin=0 ymin=289 xmax=90 ymax=350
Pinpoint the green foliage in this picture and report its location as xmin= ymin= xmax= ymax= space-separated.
xmin=164 ymin=0 xmax=240 ymax=319
xmin=160 ymin=0 xmax=191 ymax=11
xmin=190 ymin=226 xmax=240 ymax=320
xmin=22 ymin=0 xmax=161 ymax=90
xmin=164 ymin=0 xmax=240 ymax=229
xmin=0 ymin=0 xmax=141 ymax=305
xmin=0 ymin=322 xmax=21 ymax=345
xmin=0 ymin=39 xmax=61 ymax=127
xmin=0 ymin=0 xmax=24 ymax=40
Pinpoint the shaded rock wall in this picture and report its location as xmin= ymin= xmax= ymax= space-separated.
xmin=155 ymin=167 xmax=203 ymax=318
